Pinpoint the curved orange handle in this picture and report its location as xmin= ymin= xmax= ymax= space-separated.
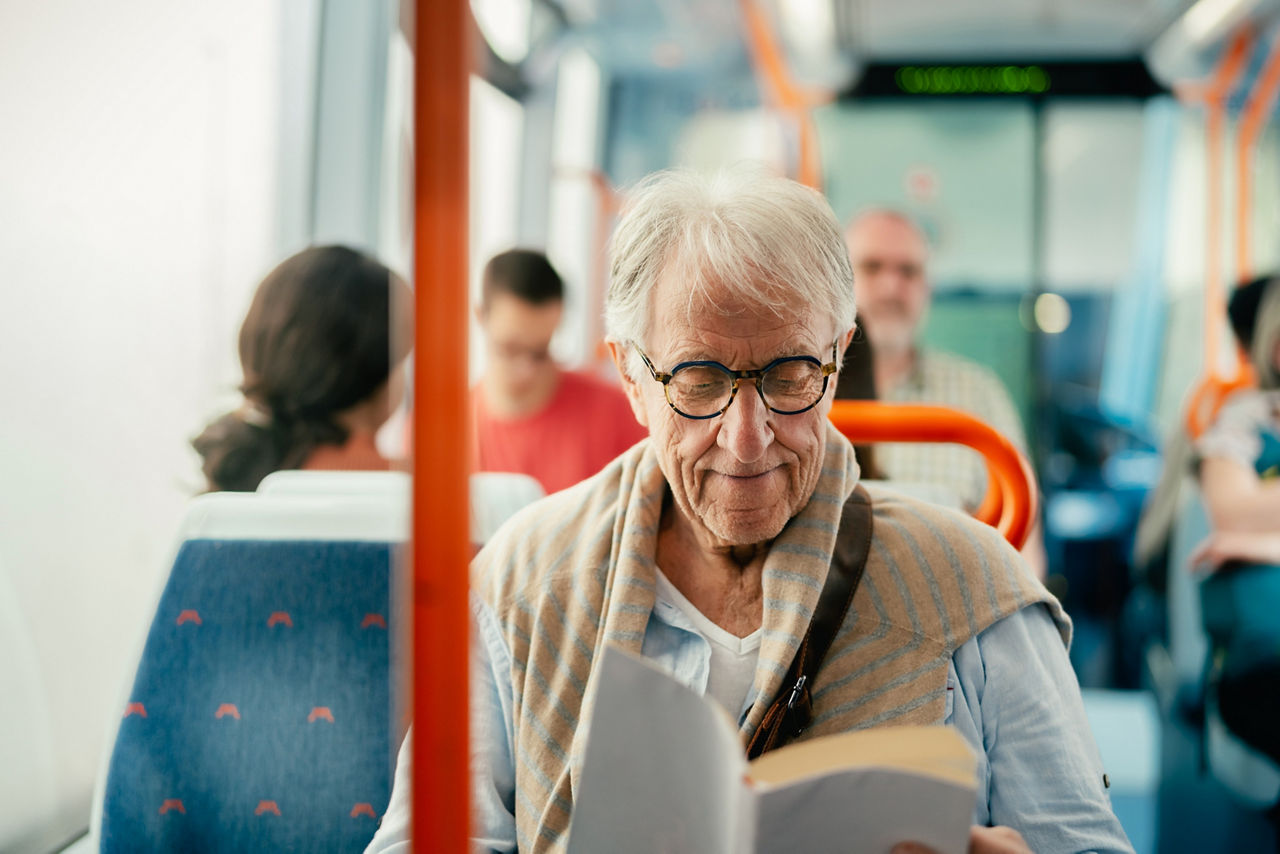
xmin=828 ymin=401 xmax=1038 ymax=550
xmin=1186 ymin=370 xmax=1256 ymax=438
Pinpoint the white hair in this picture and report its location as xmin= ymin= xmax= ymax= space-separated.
xmin=605 ymin=168 xmax=856 ymax=375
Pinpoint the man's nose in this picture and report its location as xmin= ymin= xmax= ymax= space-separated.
xmin=717 ymin=380 xmax=773 ymax=463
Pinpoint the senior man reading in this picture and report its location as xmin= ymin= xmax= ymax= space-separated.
xmin=364 ymin=170 xmax=1131 ymax=854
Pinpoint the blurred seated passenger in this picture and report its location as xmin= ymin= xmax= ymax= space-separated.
xmin=833 ymin=321 xmax=885 ymax=479
xmin=366 ymin=170 xmax=1130 ymax=854
xmin=845 ymin=211 xmax=1026 ymax=507
xmin=847 ymin=210 xmax=1046 ymax=577
xmin=472 ymin=248 xmax=646 ymax=493
xmin=193 ymin=245 xmax=412 ymax=492
xmin=1192 ymin=275 xmax=1280 ymax=769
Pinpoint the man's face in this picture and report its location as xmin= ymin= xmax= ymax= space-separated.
xmin=479 ymin=293 xmax=562 ymax=409
xmin=846 ymin=215 xmax=930 ymax=357
xmin=616 ymin=273 xmax=841 ymax=548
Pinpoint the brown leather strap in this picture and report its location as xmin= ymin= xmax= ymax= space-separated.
xmin=745 ymin=484 xmax=873 ymax=760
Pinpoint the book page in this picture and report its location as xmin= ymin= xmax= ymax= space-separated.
xmin=747 ymin=727 xmax=977 ymax=854
xmin=751 ymin=767 xmax=976 ymax=854
xmin=568 ymin=646 xmax=750 ymax=854
xmin=748 ymin=725 xmax=976 ymax=788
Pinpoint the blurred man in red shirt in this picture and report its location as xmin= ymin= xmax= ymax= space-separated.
xmin=472 ymin=249 xmax=646 ymax=494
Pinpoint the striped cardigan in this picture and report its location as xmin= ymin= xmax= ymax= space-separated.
xmin=472 ymin=423 xmax=1068 ymax=852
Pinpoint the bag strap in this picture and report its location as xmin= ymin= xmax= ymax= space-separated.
xmin=745 ymin=484 xmax=873 ymax=760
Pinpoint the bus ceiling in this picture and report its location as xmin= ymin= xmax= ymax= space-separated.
xmin=471 ymin=0 xmax=1280 ymax=99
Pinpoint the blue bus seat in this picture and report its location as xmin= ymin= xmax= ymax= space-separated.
xmin=95 ymin=492 xmax=406 ymax=854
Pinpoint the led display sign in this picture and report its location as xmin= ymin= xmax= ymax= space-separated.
xmin=894 ymin=65 xmax=1050 ymax=95
xmin=847 ymin=60 xmax=1166 ymax=99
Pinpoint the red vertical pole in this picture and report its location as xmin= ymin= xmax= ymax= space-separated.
xmin=413 ymin=0 xmax=470 ymax=850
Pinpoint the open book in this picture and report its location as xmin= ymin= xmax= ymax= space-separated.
xmin=568 ymin=646 xmax=977 ymax=854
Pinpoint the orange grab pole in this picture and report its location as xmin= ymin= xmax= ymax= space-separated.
xmin=1180 ymin=28 xmax=1255 ymax=438
xmin=413 ymin=0 xmax=470 ymax=850
xmin=738 ymin=0 xmax=825 ymax=189
xmin=1235 ymin=33 xmax=1280 ymax=282
xmin=828 ymin=401 xmax=1038 ymax=550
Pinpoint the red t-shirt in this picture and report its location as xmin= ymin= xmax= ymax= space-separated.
xmin=472 ymin=370 xmax=647 ymax=494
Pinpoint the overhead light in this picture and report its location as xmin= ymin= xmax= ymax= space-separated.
xmin=777 ymin=0 xmax=837 ymax=58
xmin=1034 ymin=293 xmax=1071 ymax=335
xmin=471 ymin=0 xmax=532 ymax=64
xmin=774 ymin=0 xmax=855 ymax=90
xmin=1146 ymin=0 xmax=1265 ymax=86
xmin=1182 ymin=0 xmax=1259 ymax=45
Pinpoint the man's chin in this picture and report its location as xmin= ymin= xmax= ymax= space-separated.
xmin=701 ymin=506 xmax=790 ymax=548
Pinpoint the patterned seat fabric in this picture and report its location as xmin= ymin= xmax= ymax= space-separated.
xmin=101 ymin=539 xmax=399 ymax=853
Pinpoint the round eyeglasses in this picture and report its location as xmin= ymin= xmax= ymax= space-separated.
xmin=635 ymin=342 xmax=839 ymax=419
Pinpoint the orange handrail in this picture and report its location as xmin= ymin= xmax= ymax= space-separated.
xmin=1179 ymin=28 xmax=1255 ymax=438
xmin=738 ymin=0 xmax=827 ymax=189
xmin=1235 ymin=34 xmax=1280 ymax=281
xmin=828 ymin=401 xmax=1038 ymax=550
xmin=413 ymin=0 xmax=470 ymax=849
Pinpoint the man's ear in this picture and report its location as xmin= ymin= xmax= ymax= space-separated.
xmin=474 ymin=303 xmax=487 ymax=326
xmin=606 ymin=340 xmax=649 ymax=428
xmin=839 ymin=326 xmax=856 ymax=353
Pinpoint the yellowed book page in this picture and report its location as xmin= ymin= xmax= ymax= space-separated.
xmin=747 ymin=725 xmax=976 ymax=789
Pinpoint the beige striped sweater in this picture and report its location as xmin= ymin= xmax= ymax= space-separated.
xmin=472 ymin=423 xmax=1068 ymax=852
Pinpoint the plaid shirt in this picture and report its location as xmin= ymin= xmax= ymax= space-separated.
xmin=880 ymin=349 xmax=1028 ymax=511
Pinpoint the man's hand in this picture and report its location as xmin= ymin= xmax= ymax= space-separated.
xmin=892 ymin=825 xmax=1033 ymax=854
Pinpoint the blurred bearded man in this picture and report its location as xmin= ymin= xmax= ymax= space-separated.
xmin=845 ymin=211 xmax=1045 ymax=577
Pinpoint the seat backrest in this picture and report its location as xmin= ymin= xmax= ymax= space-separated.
xmin=97 ymin=492 xmax=406 ymax=854
xmin=257 ymin=469 xmax=410 ymax=501
xmin=257 ymin=470 xmax=543 ymax=546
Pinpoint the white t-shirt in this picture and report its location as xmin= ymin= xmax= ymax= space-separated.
xmin=653 ymin=568 xmax=761 ymax=718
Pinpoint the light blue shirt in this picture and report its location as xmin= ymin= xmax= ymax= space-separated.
xmin=367 ymin=594 xmax=1134 ymax=854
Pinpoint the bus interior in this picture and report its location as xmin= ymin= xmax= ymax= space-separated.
xmin=5 ymin=0 xmax=1280 ymax=851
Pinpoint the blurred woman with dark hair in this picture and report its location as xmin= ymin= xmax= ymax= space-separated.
xmin=834 ymin=321 xmax=885 ymax=480
xmin=1193 ymin=275 xmax=1280 ymax=773
xmin=193 ymin=245 xmax=413 ymax=492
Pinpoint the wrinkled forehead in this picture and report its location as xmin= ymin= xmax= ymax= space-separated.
xmin=647 ymin=264 xmax=833 ymax=354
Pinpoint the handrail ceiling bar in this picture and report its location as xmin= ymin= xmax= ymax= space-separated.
xmin=738 ymin=0 xmax=825 ymax=189
xmin=1180 ymin=28 xmax=1255 ymax=437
